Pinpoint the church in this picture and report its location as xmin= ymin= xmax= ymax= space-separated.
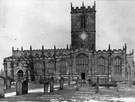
xmin=3 ymin=2 xmax=135 ymax=85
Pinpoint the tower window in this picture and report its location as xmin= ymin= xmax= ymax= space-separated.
xmin=81 ymin=16 xmax=86 ymax=29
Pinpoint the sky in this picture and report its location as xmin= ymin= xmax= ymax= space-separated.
xmin=0 ymin=0 xmax=135 ymax=70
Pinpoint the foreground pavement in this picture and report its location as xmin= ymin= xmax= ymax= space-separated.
xmin=1 ymin=83 xmax=135 ymax=102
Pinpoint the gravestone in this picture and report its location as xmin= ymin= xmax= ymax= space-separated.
xmin=22 ymin=80 xmax=28 ymax=94
xmin=68 ymin=76 xmax=70 ymax=85
xmin=16 ymin=80 xmax=22 ymax=95
xmin=50 ymin=77 xmax=54 ymax=92
xmin=76 ymin=77 xmax=79 ymax=91
xmin=95 ymin=77 xmax=99 ymax=93
xmin=44 ymin=80 xmax=49 ymax=93
xmin=6 ymin=79 xmax=11 ymax=89
xmin=116 ymin=82 xmax=119 ymax=92
xmin=0 ymin=77 xmax=4 ymax=98
xmin=88 ymin=78 xmax=93 ymax=87
xmin=60 ymin=77 xmax=64 ymax=90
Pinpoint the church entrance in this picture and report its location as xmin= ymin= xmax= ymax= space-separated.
xmin=81 ymin=73 xmax=85 ymax=80
xmin=17 ymin=70 xmax=24 ymax=80
xmin=76 ymin=53 xmax=89 ymax=80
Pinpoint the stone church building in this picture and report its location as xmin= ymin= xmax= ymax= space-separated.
xmin=3 ymin=2 xmax=135 ymax=84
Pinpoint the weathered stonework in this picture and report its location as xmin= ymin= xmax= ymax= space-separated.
xmin=3 ymin=2 xmax=134 ymax=86
xmin=71 ymin=3 xmax=96 ymax=51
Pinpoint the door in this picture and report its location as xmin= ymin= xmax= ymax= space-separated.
xmin=81 ymin=73 xmax=85 ymax=80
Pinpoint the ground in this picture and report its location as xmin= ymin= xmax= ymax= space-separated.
xmin=1 ymin=81 xmax=135 ymax=102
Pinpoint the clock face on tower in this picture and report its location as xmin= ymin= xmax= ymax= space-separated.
xmin=79 ymin=31 xmax=88 ymax=41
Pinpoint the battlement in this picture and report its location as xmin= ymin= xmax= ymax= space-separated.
xmin=11 ymin=44 xmax=71 ymax=58
xmin=112 ymin=49 xmax=126 ymax=54
xmin=94 ymin=48 xmax=126 ymax=54
xmin=95 ymin=49 xmax=108 ymax=54
xmin=71 ymin=2 xmax=96 ymax=13
xmin=13 ymin=48 xmax=70 ymax=53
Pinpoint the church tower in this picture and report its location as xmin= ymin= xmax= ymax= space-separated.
xmin=71 ymin=2 xmax=96 ymax=51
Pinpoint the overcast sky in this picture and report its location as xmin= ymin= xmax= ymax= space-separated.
xmin=0 ymin=0 xmax=135 ymax=70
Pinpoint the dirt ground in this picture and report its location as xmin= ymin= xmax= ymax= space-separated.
xmin=1 ymin=83 xmax=135 ymax=102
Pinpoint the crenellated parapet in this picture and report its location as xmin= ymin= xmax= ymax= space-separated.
xmin=112 ymin=49 xmax=125 ymax=53
xmin=92 ymin=44 xmax=127 ymax=60
xmin=10 ymin=44 xmax=127 ymax=61
xmin=71 ymin=2 xmax=96 ymax=14
xmin=11 ymin=45 xmax=71 ymax=59
xmin=112 ymin=44 xmax=127 ymax=54
xmin=95 ymin=49 xmax=108 ymax=54
xmin=95 ymin=44 xmax=126 ymax=54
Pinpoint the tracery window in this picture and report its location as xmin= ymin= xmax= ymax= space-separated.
xmin=76 ymin=54 xmax=89 ymax=73
xmin=114 ymin=57 xmax=122 ymax=74
xmin=59 ymin=59 xmax=67 ymax=75
xmin=98 ymin=57 xmax=105 ymax=74
xmin=47 ymin=60 xmax=54 ymax=75
xmin=34 ymin=63 xmax=43 ymax=75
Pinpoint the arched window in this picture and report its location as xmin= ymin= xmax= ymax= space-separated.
xmin=114 ymin=57 xmax=122 ymax=74
xmin=98 ymin=57 xmax=105 ymax=74
xmin=59 ymin=59 xmax=67 ymax=75
xmin=47 ymin=59 xmax=55 ymax=75
xmin=34 ymin=63 xmax=43 ymax=75
xmin=76 ymin=54 xmax=89 ymax=73
xmin=81 ymin=15 xmax=86 ymax=29
xmin=17 ymin=70 xmax=24 ymax=80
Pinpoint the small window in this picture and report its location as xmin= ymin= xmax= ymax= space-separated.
xmin=17 ymin=70 xmax=24 ymax=80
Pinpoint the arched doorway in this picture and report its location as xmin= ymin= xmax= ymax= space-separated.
xmin=76 ymin=53 xmax=89 ymax=80
xmin=81 ymin=72 xmax=85 ymax=80
xmin=17 ymin=70 xmax=24 ymax=80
